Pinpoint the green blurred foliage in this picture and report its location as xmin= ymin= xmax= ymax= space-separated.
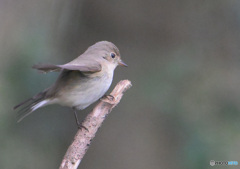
xmin=1 ymin=0 xmax=240 ymax=169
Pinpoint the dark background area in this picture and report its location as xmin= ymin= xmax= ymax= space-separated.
xmin=1 ymin=0 xmax=240 ymax=169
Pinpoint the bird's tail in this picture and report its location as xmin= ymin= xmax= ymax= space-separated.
xmin=13 ymin=91 xmax=49 ymax=122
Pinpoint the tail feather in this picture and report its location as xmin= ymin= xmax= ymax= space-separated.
xmin=13 ymin=98 xmax=33 ymax=110
xmin=14 ymin=91 xmax=48 ymax=122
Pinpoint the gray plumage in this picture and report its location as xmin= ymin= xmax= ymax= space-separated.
xmin=14 ymin=41 xmax=127 ymax=122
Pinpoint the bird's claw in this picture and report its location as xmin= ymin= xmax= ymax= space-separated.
xmin=101 ymin=95 xmax=116 ymax=104
xmin=78 ymin=124 xmax=89 ymax=131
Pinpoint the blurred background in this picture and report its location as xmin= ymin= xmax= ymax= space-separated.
xmin=1 ymin=0 xmax=240 ymax=168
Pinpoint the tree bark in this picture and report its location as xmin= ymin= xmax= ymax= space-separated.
xmin=59 ymin=80 xmax=132 ymax=169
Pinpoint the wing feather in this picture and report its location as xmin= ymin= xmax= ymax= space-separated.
xmin=32 ymin=58 xmax=101 ymax=73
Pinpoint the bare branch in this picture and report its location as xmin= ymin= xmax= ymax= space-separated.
xmin=59 ymin=80 xmax=132 ymax=169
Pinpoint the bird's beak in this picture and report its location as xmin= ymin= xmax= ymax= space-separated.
xmin=118 ymin=60 xmax=128 ymax=67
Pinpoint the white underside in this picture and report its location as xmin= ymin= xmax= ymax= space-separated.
xmin=55 ymin=72 xmax=113 ymax=110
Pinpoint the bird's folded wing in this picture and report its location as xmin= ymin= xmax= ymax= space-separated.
xmin=32 ymin=60 xmax=102 ymax=73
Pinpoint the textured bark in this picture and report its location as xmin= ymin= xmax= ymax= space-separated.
xmin=59 ymin=80 xmax=132 ymax=169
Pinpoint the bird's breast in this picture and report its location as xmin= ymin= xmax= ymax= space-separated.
xmin=56 ymin=70 xmax=113 ymax=109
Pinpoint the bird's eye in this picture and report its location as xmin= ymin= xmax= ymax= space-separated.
xmin=110 ymin=53 xmax=115 ymax=58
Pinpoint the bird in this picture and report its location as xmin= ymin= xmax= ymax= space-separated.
xmin=13 ymin=41 xmax=127 ymax=127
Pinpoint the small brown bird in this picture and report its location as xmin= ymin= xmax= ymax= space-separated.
xmin=14 ymin=41 xmax=127 ymax=126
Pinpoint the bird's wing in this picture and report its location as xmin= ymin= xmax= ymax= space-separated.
xmin=32 ymin=64 xmax=61 ymax=73
xmin=32 ymin=59 xmax=102 ymax=73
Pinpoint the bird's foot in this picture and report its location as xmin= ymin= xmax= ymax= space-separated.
xmin=77 ymin=124 xmax=89 ymax=131
xmin=73 ymin=108 xmax=89 ymax=131
xmin=100 ymin=94 xmax=116 ymax=105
